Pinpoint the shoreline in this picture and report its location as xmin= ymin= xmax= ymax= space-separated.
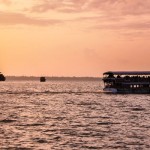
xmin=5 ymin=76 xmax=102 ymax=81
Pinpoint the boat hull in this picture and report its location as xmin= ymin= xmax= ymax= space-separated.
xmin=103 ymin=87 xmax=150 ymax=94
xmin=103 ymin=88 xmax=117 ymax=93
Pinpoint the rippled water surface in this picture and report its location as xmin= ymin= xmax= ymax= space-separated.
xmin=0 ymin=80 xmax=150 ymax=150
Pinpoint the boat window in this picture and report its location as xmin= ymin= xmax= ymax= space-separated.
xmin=140 ymin=85 xmax=143 ymax=88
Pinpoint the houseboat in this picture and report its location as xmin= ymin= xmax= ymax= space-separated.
xmin=0 ymin=72 xmax=6 ymax=81
xmin=103 ymin=71 xmax=150 ymax=94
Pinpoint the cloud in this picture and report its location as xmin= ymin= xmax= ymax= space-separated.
xmin=28 ymin=0 xmax=150 ymax=32
xmin=30 ymin=0 xmax=67 ymax=13
xmin=93 ymin=21 xmax=150 ymax=31
xmin=29 ymin=0 xmax=89 ymax=13
xmin=0 ymin=11 xmax=62 ymax=26
xmin=1 ymin=0 xmax=150 ymax=32
xmin=29 ymin=0 xmax=150 ymax=16
xmin=84 ymin=0 xmax=150 ymax=16
xmin=0 ymin=0 xmax=11 ymax=5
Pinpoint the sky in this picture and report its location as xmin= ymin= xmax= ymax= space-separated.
xmin=1 ymin=0 xmax=150 ymax=77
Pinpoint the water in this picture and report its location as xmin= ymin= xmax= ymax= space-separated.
xmin=0 ymin=80 xmax=150 ymax=150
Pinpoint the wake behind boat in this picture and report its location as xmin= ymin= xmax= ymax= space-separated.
xmin=103 ymin=71 xmax=150 ymax=94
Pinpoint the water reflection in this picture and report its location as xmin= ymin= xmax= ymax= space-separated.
xmin=0 ymin=81 xmax=150 ymax=149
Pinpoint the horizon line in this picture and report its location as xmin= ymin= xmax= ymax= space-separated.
xmin=6 ymin=75 xmax=101 ymax=78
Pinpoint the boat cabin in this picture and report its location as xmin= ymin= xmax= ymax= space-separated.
xmin=103 ymin=71 xmax=150 ymax=93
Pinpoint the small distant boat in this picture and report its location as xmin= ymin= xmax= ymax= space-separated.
xmin=40 ymin=76 xmax=46 ymax=82
xmin=0 ymin=72 xmax=6 ymax=81
xmin=103 ymin=71 xmax=150 ymax=94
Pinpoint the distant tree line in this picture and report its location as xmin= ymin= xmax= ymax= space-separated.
xmin=6 ymin=76 xmax=101 ymax=81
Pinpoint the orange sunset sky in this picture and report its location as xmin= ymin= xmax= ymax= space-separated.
xmin=1 ymin=0 xmax=150 ymax=77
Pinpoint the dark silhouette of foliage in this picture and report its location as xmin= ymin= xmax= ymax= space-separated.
xmin=0 ymin=73 xmax=6 ymax=81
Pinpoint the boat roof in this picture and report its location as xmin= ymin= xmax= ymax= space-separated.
xmin=103 ymin=71 xmax=150 ymax=75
